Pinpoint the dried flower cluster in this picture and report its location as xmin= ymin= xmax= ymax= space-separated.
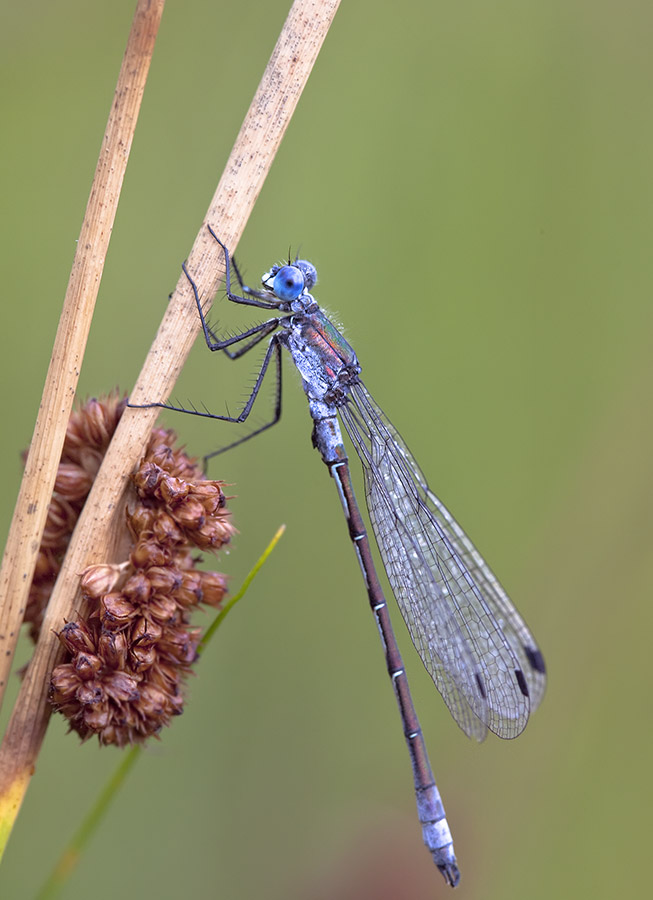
xmin=25 ymin=395 xmax=127 ymax=642
xmin=26 ymin=393 xmax=234 ymax=746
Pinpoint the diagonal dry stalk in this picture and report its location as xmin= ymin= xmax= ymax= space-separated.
xmin=0 ymin=0 xmax=341 ymax=859
xmin=0 ymin=0 xmax=167 ymax=853
xmin=0 ymin=0 xmax=165 ymax=709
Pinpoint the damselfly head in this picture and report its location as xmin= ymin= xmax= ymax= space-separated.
xmin=262 ymin=259 xmax=318 ymax=301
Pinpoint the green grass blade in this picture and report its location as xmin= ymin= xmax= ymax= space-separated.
xmin=35 ymin=746 xmax=141 ymax=900
xmin=197 ymin=522 xmax=286 ymax=655
xmin=35 ymin=523 xmax=285 ymax=899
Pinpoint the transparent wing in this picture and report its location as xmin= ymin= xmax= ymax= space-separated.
xmin=339 ymin=382 xmax=546 ymax=741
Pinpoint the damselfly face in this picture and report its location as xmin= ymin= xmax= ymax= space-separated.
xmin=262 ymin=259 xmax=318 ymax=300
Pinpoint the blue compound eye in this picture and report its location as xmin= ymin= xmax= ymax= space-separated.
xmin=295 ymin=260 xmax=317 ymax=291
xmin=273 ymin=265 xmax=305 ymax=301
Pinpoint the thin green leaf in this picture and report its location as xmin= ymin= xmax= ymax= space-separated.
xmin=198 ymin=523 xmax=286 ymax=654
xmin=35 ymin=524 xmax=285 ymax=899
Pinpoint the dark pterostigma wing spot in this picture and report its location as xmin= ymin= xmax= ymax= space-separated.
xmin=515 ymin=668 xmax=529 ymax=698
xmin=523 ymin=644 xmax=546 ymax=674
xmin=474 ymin=672 xmax=488 ymax=700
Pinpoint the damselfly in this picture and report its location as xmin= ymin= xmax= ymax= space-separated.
xmin=130 ymin=226 xmax=546 ymax=886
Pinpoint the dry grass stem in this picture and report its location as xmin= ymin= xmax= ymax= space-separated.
xmin=0 ymin=0 xmax=340 ymax=857
xmin=0 ymin=0 xmax=165 ymax=709
xmin=0 ymin=0 xmax=166 ymax=853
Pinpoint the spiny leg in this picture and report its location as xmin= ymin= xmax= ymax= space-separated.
xmin=130 ymin=238 xmax=288 ymax=464
xmin=130 ymin=329 xmax=282 ymax=421
xmin=203 ymin=335 xmax=283 ymax=464
xmin=207 ymin=225 xmax=279 ymax=310
xmin=181 ymin=259 xmax=281 ymax=357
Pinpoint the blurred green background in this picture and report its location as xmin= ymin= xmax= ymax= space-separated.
xmin=1 ymin=1 xmax=651 ymax=897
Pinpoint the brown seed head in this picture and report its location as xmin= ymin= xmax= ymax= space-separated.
xmin=29 ymin=394 xmax=236 ymax=746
